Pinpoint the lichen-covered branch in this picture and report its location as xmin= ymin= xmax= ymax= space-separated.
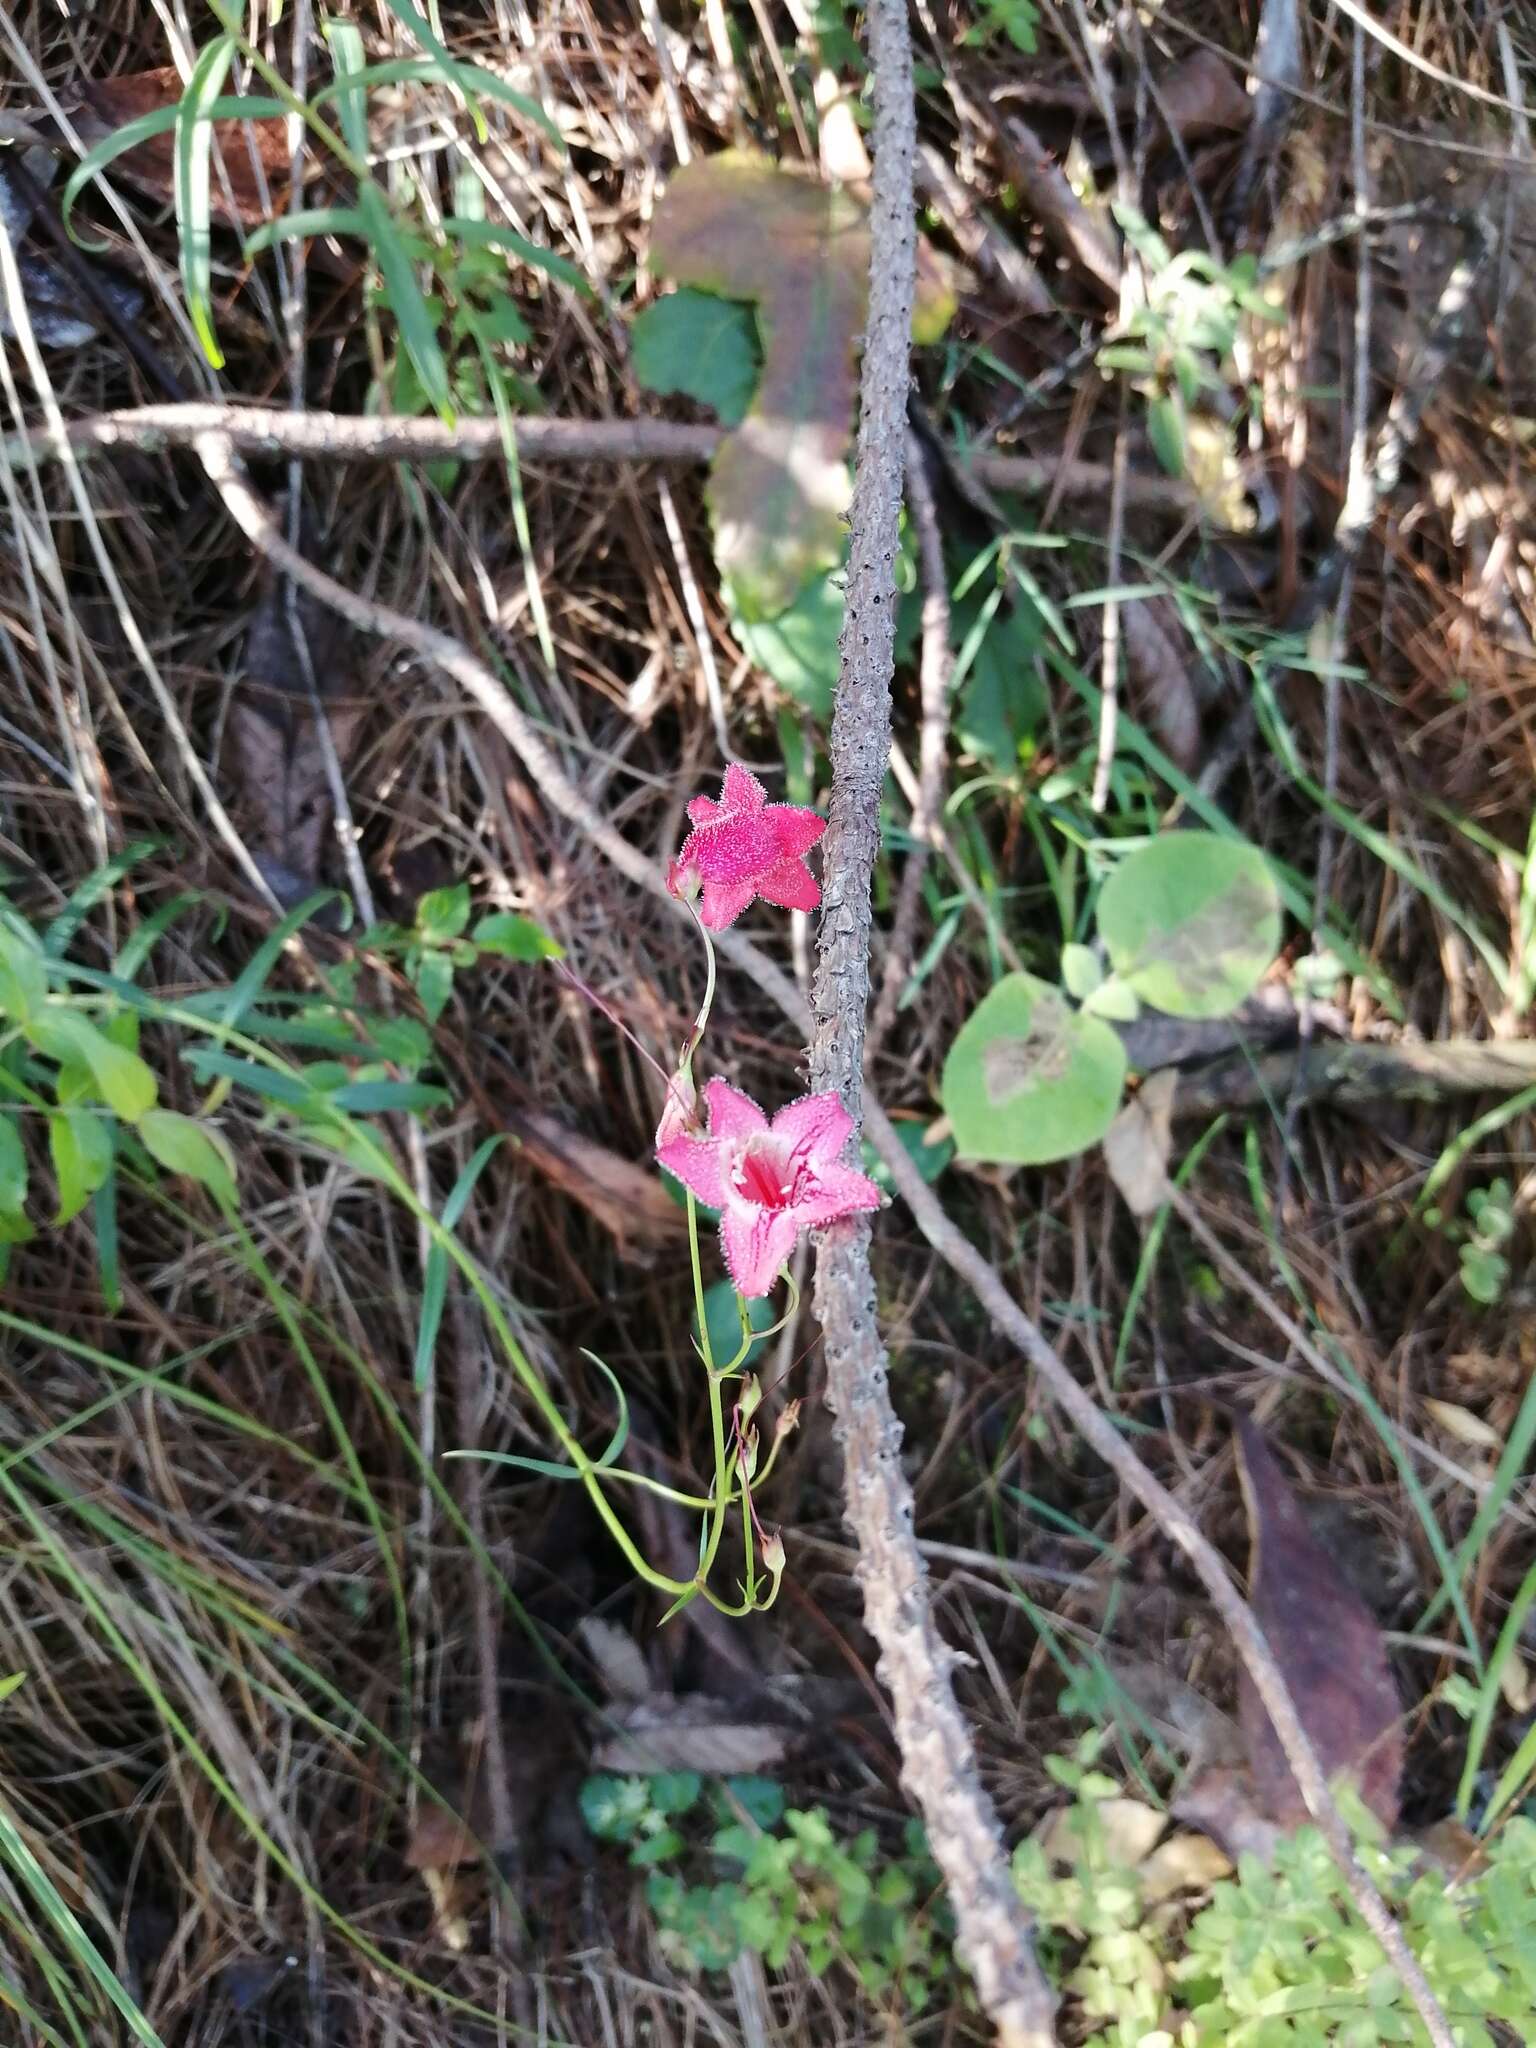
xmin=803 ymin=5 xmax=1056 ymax=2044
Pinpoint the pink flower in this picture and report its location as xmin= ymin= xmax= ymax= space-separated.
xmin=667 ymin=764 xmax=825 ymax=931
xmin=657 ymin=1078 xmax=882 ymax=1298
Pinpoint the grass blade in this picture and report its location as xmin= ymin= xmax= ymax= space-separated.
xmin=414 ymin=1137 xmax=503 ymax=1391
xmin=174 ymin=35 xmax=239 ymax=368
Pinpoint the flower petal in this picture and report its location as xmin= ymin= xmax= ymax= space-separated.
xmin=755 ymin=856 xmax=821 ymax=914
xmin=720 ymin=763 xmax=768 ymax=815
xmin=766 ymin=803 xmax=826 ymax=860
xmin=655 ymin=1133 xmax=729 ymax=1209
xmin=796 ymin=1162 xmax=883 ymax=1226
xmin=702 ymin=1079 xmax=769 ymax=1142
xmin=697 ymin=876 xmax=759 ymax=929
xmin=720 ymin=1205 xmax=802 ymax=1298
xmin=686 ymin=794 xmax=724 ymax=826
xmin=771 ymin=1090 xmax=853 ymax=1166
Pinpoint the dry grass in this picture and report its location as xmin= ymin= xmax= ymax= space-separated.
xmin=0 ymin=0 xmax=1534 ymax=2041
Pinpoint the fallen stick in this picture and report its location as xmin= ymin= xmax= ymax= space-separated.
xmin=0 ymin=400 xmax=1201 ymax=516
xmin=1165 ymin=1034 xmax=1536 ymax=1120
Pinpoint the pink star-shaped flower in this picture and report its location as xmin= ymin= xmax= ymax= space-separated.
xmin=666 ymin=764 xmax=825 ymax=931
xmin=657 ymin=1078 xmax=882 ymax=1299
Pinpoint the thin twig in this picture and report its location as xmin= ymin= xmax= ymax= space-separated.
xmin=803 ymin=7 xmax=1055 ymax=2042
xmin=187 ymin=429 xmax=1454 ymax=2048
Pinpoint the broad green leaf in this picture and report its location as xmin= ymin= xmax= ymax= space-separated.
xmin=415 ymin=884 xmax=471 ymax=942
xmin=1146 ymin=393 xmax=1186 ymax=478
xmin=631 ymin=289 xmax=761 ymax=427
xmin=411 ymin=948 xmax=454 ymax=1023
xmin=472 ymin=912 xmax=564 ymax=960
xmin=175 ymin=34 xmax=239 ymax=368
xmin=0 ymin=925 xmax=47 ymax=1024
xmin=49 ymin=1108 xmax=114 ymax=1226
xmin=1061 ymin=944 xmax=1102 ymax=1001
xmin=28 ymin=1012 xmax=158 ymax=1122
xmin=1097 ymin=831 xmax=1282 ymax=1020
xmin=942 ymin=972 xmax=1127 ymax=1166
xmin=0 ymin=1116 xmax=26 ymax=1217
xmin=649 ymin=152 xmax=953 ymax=618
xmin=862 ymin=1118 xmax=953 ymax=1195
xmin=734 ymin=567 xmax=845 ymax=716
xmin=139 ymin=1109 xmax=238 ymax=1207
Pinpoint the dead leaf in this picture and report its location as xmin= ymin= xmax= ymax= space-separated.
xmin=505 ymin=1109 xmax=687 ymax=1260
xmin=1499 ymin=1650 xmax=1532 ymax=1715
xmin=75 ymin=69 xmax=304 ymax=227
xmin=1155 ymin=50 xmax=1253 ymax=141
xmin=228 ymin=568 xmax=365 ymax=908
xmin=649 ymin=151 xmax=953 ymax=616
xmin=591 ymin=1695 xmax=791 ymax=1776
xmin=1172 ymin=1763 xmax=1284 ymax=1867
xmin=1101 ymin=1653 xmax=1246 ymax=1771
xmin=576 ymin=1616 xmax=652 ymax=1707
xmin=1103 ymin=1068 xmax=1178 ymax=1216
xmin=1234 ymin=1417 xmax=1404 ymax=1833
xmin=1422 ymin=1398 xmax=1502 ymax=1454
xmin=1136 ymin=1830 xmax=1233 ymax=1904
xmin=1122 ymin=600 xmax=1205 ymax=772
xmin=0 ymin=147 xmax=145 ymax=348
xmin=1040 ymin=1796 xmax=1165 ymax=1871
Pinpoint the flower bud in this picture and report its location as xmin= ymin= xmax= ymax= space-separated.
xmin=738 ymin=1374 xmax=763 ymax=1424
xmin=773 ymin=1397 xmax=802 ymax=1442
xmin=737 ymin=1426 xmax=759 ymax=1479
xmin=654 ymin=1068 xmax=699 ymax=1149
xmin=761 ymin=1529 xmax=786 ymax=1578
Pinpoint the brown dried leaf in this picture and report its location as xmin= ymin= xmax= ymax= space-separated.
xmin=1102 ymin=1068 xmax=1178 ymax=1217
xmin=1121 ymin=598 xmax=1203 ymax=771
xmin=575 ymin=1617 xmax=652 ymax=1707
xmin=1421 ymin=1398 xmax=1502 ymax=1454
xmin=649 ymin=152 xmax=953 ymax=616
xmin=505 ymin=1109 xmax=686 ymax=1261
xmin=1155 ymin=49 xmax=1254 ymax=141
xmin=77 ymin=69 xmax=300 ymax=227
xmin=227 ymin=566 xmax=363 ymax=907
xmin=1136 ymin=1830 xmax=1233 ymax=1904
xmin=1172 ymin=1763 xmax=1285 ymax=1867
xmin=591 ymin=1695 xmax=791 ymax=1776
xmin=1234 ymin=1417 xmax=1404 ymax=1832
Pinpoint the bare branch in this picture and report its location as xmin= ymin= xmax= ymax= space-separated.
xmin=804 ymin=6 xmax=1056 ymax=2044
xmin=2 ymin=401 xmax=1201 ymax=516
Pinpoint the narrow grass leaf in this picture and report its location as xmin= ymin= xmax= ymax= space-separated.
xmin=243 ymin=206 xmax=368 ymax=254
xmin=174 ymin=36 xmax=238 ymax=367
xmin=442 ymin=217 xmax=589 ymax=293
xmin=61 ymin=95 xmax=285 ymax=248
xmin=451 ymin=1350 xmax=629 ymax=1480
xmin=219 ymin=892 xmax=338 ymax=1027
xmin=415 ymin=1136 xmax=502 ymax=1391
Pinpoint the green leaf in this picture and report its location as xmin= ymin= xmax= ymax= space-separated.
xmin=175 ymin=34 xmax=239 ymax=368
xmin=1097 ymin=831 xmax=1282 ymax=1019
xmin=650 ymin=1771 xmax=703 ymax=1817
xmin=1061 ymin=944 xmax=1103 ymax=1001
xmin=411 ymin=948 xmax=455 ymax=1024
xmin=862 ymin=1118 xmax=953 ymax=1195
xmin=415 ymin=1137 xmax=503 ymax=1392
xmin=1146 ymin=394 xmax=1186 ymax=478
xmin=714 ymin=1776 xmax=786 ymax=1830
xmin=472 ymin=912 xmax=564 ymax=961
xmin=243 ymin=206 xmax=370 ymax=256
xmin=952 ymin=577 xmax=1048 ymax=772
xmin=28 ymin=1012 xmax=158 ymax=1122
xmin=415 ymin=885 xmax=470 ymax=941
xmin=328 ymin=1079 xmax=451 ymax=1113
xmin=1081 ymin=974 xmax=1141 ymax=1022
xmin=0 ymin=925 xmax=47 ymax=1024
xmin=441 ymin=217 xmax=589 ymax=294
xmin=734 ymin=566 xmax=845 ymax=716
xmin=366 ymin=187 xmax=453 ymax=419
xmin=49 ymin=1108 xmax=114 ymax=1226
xmin=942 ymin=972 xmax=1127 ymax=1165
xmin=632 ymin=290 xmax=761 ymax=426
xmin=138 ymin=1109 xmax=238 ymax=1207
xmin=378 ymin=0 xmax=565 ymax=144
xmin=0 ymin=1115 xmax=27 ymax=1218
